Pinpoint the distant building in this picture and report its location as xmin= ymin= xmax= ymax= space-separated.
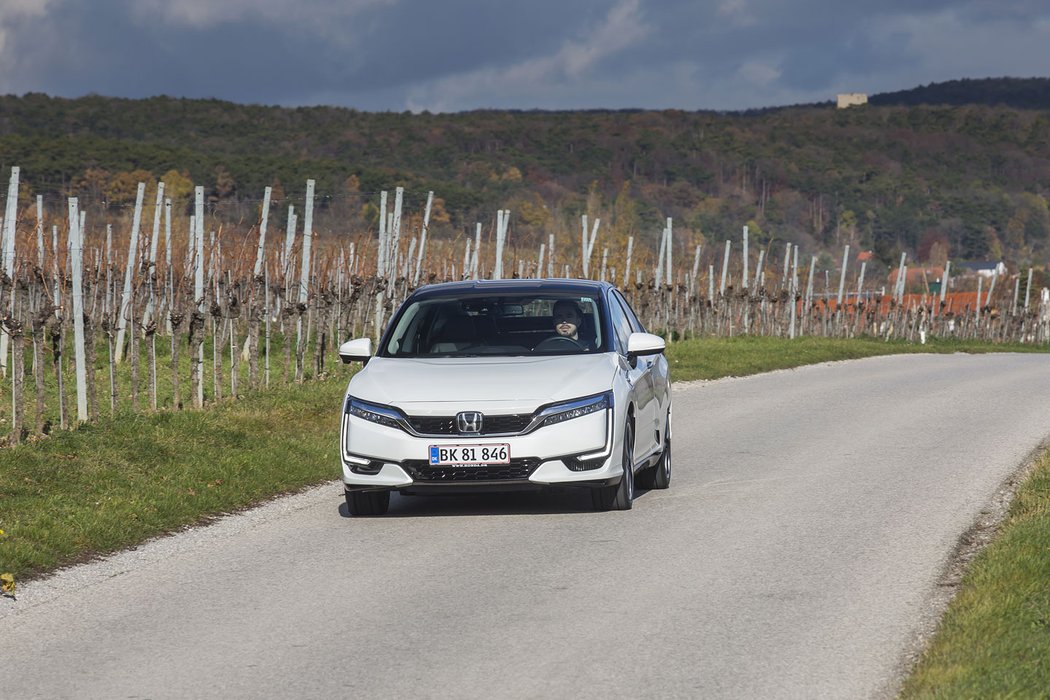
xmin=954 ymin=261 xmax=1007 ymax=278
xmin=837 ymin=93 xmax=868 ymax=109
xmin=887 ymin=266 xmax=945 ymax=293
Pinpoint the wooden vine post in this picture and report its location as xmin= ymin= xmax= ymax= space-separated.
xmin=0 ymin=166 xmax=19 ymax=379
xmin=295 ymin=180 xmax=315 ymax=383
xmin=68 ymin=198 xmax=89 ymax=422
xmin=191 ymin=186 xmax=206 ymax=408
xmin=115 ymin=183 xmax=145 ymax=363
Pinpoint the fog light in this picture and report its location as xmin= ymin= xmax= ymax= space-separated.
xmin=346 ymin=454 xmax=384 ymax=475
xmin=564 ymin=455 xmax=607 ymax=472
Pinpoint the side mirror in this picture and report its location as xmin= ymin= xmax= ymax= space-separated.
xmin=338 ymin=337 xmax=373 ymax=364
xmin=626 ymin=332 xmax=665 ymax=361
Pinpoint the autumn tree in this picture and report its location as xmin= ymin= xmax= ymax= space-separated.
xmin=429 ymin=197 xmax=451 ymax=226
xmin=918 ymin=229 xmax=951 ymax=266
xmin=161 ymin=169 xmax=194 ymax=210
xmin=213 ymin=166 xmax=236 ymax=200
xmin=106 ymin=169 xmax=156 ymax=205
xmin=72 ymin=167 xmax=110 ymax=202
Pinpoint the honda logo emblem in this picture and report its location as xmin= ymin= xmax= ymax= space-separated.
xmin=456 ymin=411 xmax=484 ymax=434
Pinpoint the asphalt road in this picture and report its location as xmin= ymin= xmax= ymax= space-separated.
xmin=4 ymin=353 xmax=1050 ymax=699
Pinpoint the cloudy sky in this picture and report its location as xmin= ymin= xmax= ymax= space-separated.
xmin=0 ymin=0 xmax=1047 ymax=112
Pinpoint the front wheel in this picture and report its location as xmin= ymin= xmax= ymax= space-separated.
xmin=592 ymin=420 xmax=634 ymax=511
xmin=345 ymin=489 xmax=390 ymax=516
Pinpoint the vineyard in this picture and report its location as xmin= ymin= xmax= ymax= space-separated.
xmin=1 ymin=167 xmax=1049 ymax=445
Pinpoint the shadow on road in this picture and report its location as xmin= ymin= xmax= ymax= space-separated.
xmin=337 ymin=487 xmax=655 ymax=518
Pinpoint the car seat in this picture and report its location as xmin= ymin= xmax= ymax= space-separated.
xmin=577 ymin=313 xmax=598 ymax=350
xmin=429 ymin=315 xmax=476 ymax=353
xmin=473 ymin=313 xmax=498 ymax=345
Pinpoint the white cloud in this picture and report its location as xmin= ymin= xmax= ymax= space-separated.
xmin=130 ymin=0 xmax=393 ymax=29
xmin=0 ymin=0 xmax=55 ymax=20
xmin=869 ymin=9 xmax=1050 ymax=83
xmin=717 ymin=0 xmax=757 ymax=27
xmin=405 ymin=0 xmax=651 ymax=112
xmin=0 ymin=0 xmax=63 ymax=92
xmin=737 ymin=60 xmax=781 ymax=87
xmin=0 ymin=0 xmax=58 ymax=55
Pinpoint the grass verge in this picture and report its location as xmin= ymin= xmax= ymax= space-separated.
xmin=0 ymin=375 xmax=348 ymax=579
xmin=665 ymin=335 xmax=1049 ymax=382
xmin=899 ymin=449 xmax=1050 ymax=698
xmin=0 ymin=331 xmax=326 ymax=441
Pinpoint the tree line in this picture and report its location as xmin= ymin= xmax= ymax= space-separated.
xmin=1 ymin=78 xmax=1048 ymax=272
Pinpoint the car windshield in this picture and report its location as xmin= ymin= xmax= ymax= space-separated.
xmin=380 ymin=293 xmax=606 ymax=357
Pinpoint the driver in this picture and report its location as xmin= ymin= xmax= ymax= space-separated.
xmin=551 ymin=299 xmax=593 ymax=349
xmin=552 ymin=300 xmax=582 ymax=340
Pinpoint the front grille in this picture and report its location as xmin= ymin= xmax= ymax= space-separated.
xmin=483 ymin=414 xmax=533 ymax=434
xmin=406 ymin=414 xmax=532 ymax=436
xmin=408 ymin=416 xmax=456 ymax=434
xmin=401 ymin=458 xmax=541 ymax=482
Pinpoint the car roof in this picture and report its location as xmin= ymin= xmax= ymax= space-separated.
xmin=409 ymin=278 xmax=614 ymax=300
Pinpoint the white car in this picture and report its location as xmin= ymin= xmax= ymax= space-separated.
xmin=337 ymin=279 xmax=672 ymax=515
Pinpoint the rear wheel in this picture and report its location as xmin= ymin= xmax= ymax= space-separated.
xmin=592 ymin=420 xmax=634 ymax=511
xmin=639 ymin=410 xmax=671 ymax=490
xmin=345 ymin=490 xmax=391 ymax=516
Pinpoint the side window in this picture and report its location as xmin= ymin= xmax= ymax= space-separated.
xmin=614 ymin=291 xmax=646 ymax=333
xmin=608 ymin=293 xmax=633 ymax=354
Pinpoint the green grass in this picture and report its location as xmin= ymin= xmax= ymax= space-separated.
xmin=0 ymin=328 xmax=333 ymax=442
xmin=0 ymin=375 xmax=348 ymax=578
xmin=665 ymin=335 xmax=1050 ymax=382
xmin=899 ymin=450 xmax=1050 ymax=698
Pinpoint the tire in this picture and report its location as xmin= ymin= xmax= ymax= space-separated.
xmin=639 ymin=410 xmax=671 ymax=490
xmin=592 ymin=419 xmax=634 ymax=511
xmin=345 ymin=489 xmax=391 ymax=516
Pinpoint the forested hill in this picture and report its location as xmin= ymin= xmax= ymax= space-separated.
xmin=871 ymin=77 xmax=1050 ymax=109
xmin=0 ymin=78 xmax=1049 ymax=270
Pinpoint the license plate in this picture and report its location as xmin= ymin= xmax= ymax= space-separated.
xmin=428 ymin=443 xmax=511 ymax=466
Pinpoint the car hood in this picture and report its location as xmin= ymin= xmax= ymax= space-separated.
xmin=348 ymin=353 xmax=620 ymax=414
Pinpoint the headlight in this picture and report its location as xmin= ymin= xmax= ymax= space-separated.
xmin=345 ymin=396 xmax=405 ymax=431
xmin=534 ymin=391 xmax=613 ymax=429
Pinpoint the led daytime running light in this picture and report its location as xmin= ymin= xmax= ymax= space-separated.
xmin=539 ymin=393 xmax=610 ymax=428
xmin=347 ymin=398 xmax=403 ymax=430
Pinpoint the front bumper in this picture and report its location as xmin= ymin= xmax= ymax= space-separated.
xmin=340 ymin=406 xmax=619 ymax=492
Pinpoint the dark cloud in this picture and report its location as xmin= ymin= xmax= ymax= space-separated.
xmin=1 ymin=0 xmax=1047 ymax=111
xmin=959 ymin=0 xmax=1050 ymax=23
xmin=776 ymin=27 xmax=917 ymax=91
xmin=3 ymin=0 xmax=338 ymax=105
xmin=349 ymin=0 xmax=611 ymax=86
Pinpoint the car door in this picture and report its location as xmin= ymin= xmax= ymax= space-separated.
xmin=608 ymin=291 xmax=658 ymax=462
xmin=614 ymin=290 xmax=666 ymax=451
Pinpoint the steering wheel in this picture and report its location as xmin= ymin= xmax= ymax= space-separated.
xmin=534 ymin=335 xmax=583 ymax=351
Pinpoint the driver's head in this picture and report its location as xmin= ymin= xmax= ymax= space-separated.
xmin=552 ymin=300 xmax=583 ymax=339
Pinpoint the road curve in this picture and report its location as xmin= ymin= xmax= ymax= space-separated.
xmin=3 ymin=353 xmax=1050 ymax=699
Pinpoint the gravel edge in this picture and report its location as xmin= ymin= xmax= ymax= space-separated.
xmin=0 ymin=480 xmax=342 ymax=619
xmin=879 ymin=438 xmax=1050 ymax=699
